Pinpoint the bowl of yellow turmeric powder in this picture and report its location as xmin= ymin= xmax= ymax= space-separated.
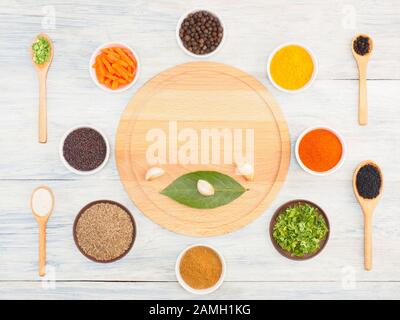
xmin=267 ymin=43 xmax=318 ymax=93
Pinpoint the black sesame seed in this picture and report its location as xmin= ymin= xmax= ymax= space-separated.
xmin=356 ymin=164 xmax=382 ymax=199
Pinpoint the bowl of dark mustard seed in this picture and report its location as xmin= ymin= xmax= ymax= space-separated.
xmin=176 ymin=9 xmax=225 ymax=58
xmin=59 ymin=125 xmax=110 ymax=175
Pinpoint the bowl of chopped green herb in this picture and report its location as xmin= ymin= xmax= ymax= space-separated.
xmin=269 ymin=200 xmax=330 ymax=260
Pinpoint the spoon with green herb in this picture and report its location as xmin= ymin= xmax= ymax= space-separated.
xmin=30 ymin=33 xmax=53 ymax=143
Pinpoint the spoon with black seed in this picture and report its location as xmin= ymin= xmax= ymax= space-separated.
xmin=352 ymin=34 xmax=373 ymax=126
xmin=353 ymin=160 xmax=383 ymax=271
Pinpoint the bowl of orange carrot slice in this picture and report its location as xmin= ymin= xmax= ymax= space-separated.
xmin=90 ymin=42 xmax=140 ymax=92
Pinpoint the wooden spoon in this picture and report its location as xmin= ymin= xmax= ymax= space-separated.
xmin=30 ymin=186 xmax=55 ymax=277
xmin=353 ymin=160 xmax=383 ymax=271
xmin=352 ymin=34 xmax=373 ymax=126
xmin=30 ymin=33 xmax=54 ymax=143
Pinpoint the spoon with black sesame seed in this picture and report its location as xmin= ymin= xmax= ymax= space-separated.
xmin=352 ymin=34 xmax=373 ymax=126
xmin=353 ymin=160 xmax=383 ymax=271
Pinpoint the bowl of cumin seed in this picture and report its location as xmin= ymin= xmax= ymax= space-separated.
xmin=73 ymin=200 xmax=136 ymax=263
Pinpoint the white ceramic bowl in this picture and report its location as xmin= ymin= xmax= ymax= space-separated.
xmin=295 ymin=125 xmax=347 ymax=176
xmin=89 ymin=42 xmax=140 ymax=93
xmin=267 ymin=42 xmax=318 ymax=93
xmin=59 ymin=125 xmax=110 ymax=175
xmin=176 ymin=9 xmax=225 ymax=58
xmin=176 ymin=244 xmax=226 ymax=295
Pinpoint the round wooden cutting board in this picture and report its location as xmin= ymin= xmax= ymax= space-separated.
xmin=116 ymin=62 xmax=290 ymax=237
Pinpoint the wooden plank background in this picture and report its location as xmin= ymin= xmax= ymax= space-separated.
xmin=0 ymin=0 xmax=399 ymax=299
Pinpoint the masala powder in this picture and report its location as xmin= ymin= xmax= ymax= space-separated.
xmin=179 ymin=246 xmax=222 ymax=290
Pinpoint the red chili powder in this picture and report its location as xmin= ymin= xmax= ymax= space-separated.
xmin=299 ymin=129 xmax=343 ymax=172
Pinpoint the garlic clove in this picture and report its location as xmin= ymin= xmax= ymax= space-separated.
xmin=236 ymin=162 xmax=254 ymax=181
xmin=145 ymin=167 xmax=165 ymax=181
xmin=197 ymin=179 xmax=215 ymax=196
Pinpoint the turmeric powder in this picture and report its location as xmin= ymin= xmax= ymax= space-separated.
xmin=270 ymin=45 xmax=314 ymax=90
xmin=179 ymin=246 xmax=222 ymax=290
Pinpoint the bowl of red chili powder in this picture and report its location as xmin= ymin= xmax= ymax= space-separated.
xmin=295 ymin=126 xmax=346 ymax=176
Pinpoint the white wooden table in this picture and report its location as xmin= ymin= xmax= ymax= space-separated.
xmin=1 ymin=0 xmax=399 ymax=300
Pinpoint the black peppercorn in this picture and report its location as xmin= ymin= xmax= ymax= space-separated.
xmin=356 ymin=164 xmax=382 ymax=199
xmin=179 ymin=10 xmax=224 ymax=55
xmin=353 ymin=35 xmax=371 ymax=56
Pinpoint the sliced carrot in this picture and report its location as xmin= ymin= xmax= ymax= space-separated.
xmin=107 ymin=51 xmax=121 ymax=62
xmin=104 ymin=78 xmax=112 ymax=88
xmin=105 ymin=54 xmax=118 ymax=64
xmin=123 ymin=48 xmax=137 ymax=67
xmin=117 ymin=78 xmax=129 ymax=84
xmin=116 ymin=59 xmax=129 ymax=68
xmin=111 ymin=80 xmax=119 ymax=89
xmin=96 ymin=61 xmax=106 ymax=76
xmin=104 ymin=72 xmax=121 ymax=81
xmin=94 ymin=47 xmax=137 ymax=90
xmin=101 ymin=56 xmax=116 ymax=74
xmin=112 ymin=63 xmax=131 ymax=81
xmin=115 ymin=48 xmax=135 ymax=67
xmin=96 ymin=69 xmax=105 ymax=84
xmin=101 ymin=48 xmax=114 ymax=55
xmin=95 ymin=56 xmax=107 ymax=75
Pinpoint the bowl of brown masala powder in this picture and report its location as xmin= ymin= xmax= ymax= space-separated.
xmin=176 ymin=244 xmax=226 ymax=295
xmin=73 ymin=200 xmax=136 ymax=263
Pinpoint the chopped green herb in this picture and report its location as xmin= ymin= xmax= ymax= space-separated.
xmin=32 ymin=37 xmax=51 ymax=65
xmin=273 ymin=203 xmax=328 ymax=257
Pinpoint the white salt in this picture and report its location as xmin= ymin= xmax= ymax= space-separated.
xmin=32 ymin=188 xmax=53 ymax=216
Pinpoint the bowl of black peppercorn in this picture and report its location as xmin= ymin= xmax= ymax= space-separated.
xmin=176 ymin=9 xmax=225 ymax=58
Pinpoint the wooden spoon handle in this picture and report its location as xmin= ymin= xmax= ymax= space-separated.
xmin=358 ymin=65 xmax=368 ymax=126
xmin=39 ymin=222 xmax=47 ymax=277
xmin=38 ymin=73 xmax=47 ymax=143
xmin=364 ymin=214 xmax=372 ymax=271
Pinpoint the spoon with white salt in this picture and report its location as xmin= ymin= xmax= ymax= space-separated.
xmin=30 ymin=186 xmax=54 ymax=277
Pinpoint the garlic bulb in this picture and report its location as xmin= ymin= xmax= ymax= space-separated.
xmin=197 ymin=179 xmax=215 ymax=196
xmin=236 ymin=162 xmax=254 ymax=181
xmin=145 ymin=167 xmax=165 ymax=181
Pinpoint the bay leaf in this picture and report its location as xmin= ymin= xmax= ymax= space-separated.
xmin=160 ymin=171 xmax=246 ymax=209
